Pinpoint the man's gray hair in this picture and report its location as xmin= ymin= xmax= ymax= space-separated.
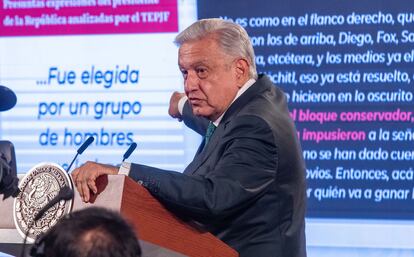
xmin=175 ymin=18 xmax=258 ymax=79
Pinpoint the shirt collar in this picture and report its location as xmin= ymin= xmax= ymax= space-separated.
xmin=212 ymin=78 xmax=256 ymax=126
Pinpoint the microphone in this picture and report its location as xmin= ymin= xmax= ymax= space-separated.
xmin=77 ymin=136 xmax=94 ymax=155
xmin=122 ymin=142 xmax=137 ymax=162
xmin=0 ymin=85 xmax=17 ymax=112
xmin=34 ymin=186 xmax=74 ymax=221
xmin=66 ymin=136 xmax=94 ymax=173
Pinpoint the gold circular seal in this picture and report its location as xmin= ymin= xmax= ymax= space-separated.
xmin=13 ymin=162 xmax=73 ymax=243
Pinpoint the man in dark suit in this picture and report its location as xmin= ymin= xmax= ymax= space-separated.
xmin=72 ymin=18 xmax=307 ymax=257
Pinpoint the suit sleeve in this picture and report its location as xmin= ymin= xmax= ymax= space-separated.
xmin=182 ymin=101 xmax=209 ymax=136
xmin=128 ymin=115 xmax=278 ymax=222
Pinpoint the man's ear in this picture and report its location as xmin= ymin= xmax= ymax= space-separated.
xmin=234 ymin=58 xmax=250 ymax=87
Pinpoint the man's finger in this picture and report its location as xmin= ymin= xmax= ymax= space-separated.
xmin=75 ymin=177 xmax=84 ymax=200
xmin=80 ymin=179 xmax=90 ymax=202
xmin=71 ymin=170 xmax=79 ymax=186
xmin=87 ymin=177 xmax=98 ymax=194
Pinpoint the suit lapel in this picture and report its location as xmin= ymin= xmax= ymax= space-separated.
xmin=183 ymin=125 xmax=223 ymax=175
xmin=183 ymin=75 xmax=272 ymax=175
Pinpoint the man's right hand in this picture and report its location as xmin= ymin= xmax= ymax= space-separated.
xmin=71 ymin=161 xmax=118 ymax=202
xmin=168 ymin=91 xmax=186 ymax=121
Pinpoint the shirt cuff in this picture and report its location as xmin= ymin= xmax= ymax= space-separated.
xmin=118 ymin=161 xmax=131 ymax=176
xmin=177 ymin=96 xmax=188 ymax=115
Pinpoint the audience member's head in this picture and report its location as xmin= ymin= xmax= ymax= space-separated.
xmin=30 ymin=207 xmax=141 ymax=257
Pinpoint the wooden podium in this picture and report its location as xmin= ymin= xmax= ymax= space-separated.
xmin=0 ymin=175 xmax=238 ymax=257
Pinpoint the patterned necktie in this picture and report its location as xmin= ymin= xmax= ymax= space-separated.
xmin=204 ymin=122 xmax=216 ymax=148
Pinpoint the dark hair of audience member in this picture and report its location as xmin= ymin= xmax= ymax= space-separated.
xmin=37 ymin=207 xmax=141 ymax=257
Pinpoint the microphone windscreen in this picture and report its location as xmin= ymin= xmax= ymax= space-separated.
xmin=59 ymin=186 xmax=74 ymax=201
xmin=77 ymin=136 xmax=94 ymax=154
xmin=123 ymin=142 xmax=137 ymax=160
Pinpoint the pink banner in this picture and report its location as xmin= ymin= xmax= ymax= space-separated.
xmin=0 ymin=0 xmax=178 ymax=36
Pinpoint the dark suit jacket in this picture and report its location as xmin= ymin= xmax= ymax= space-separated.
xmin=129 ymin=75 xmax=307 ymax=257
